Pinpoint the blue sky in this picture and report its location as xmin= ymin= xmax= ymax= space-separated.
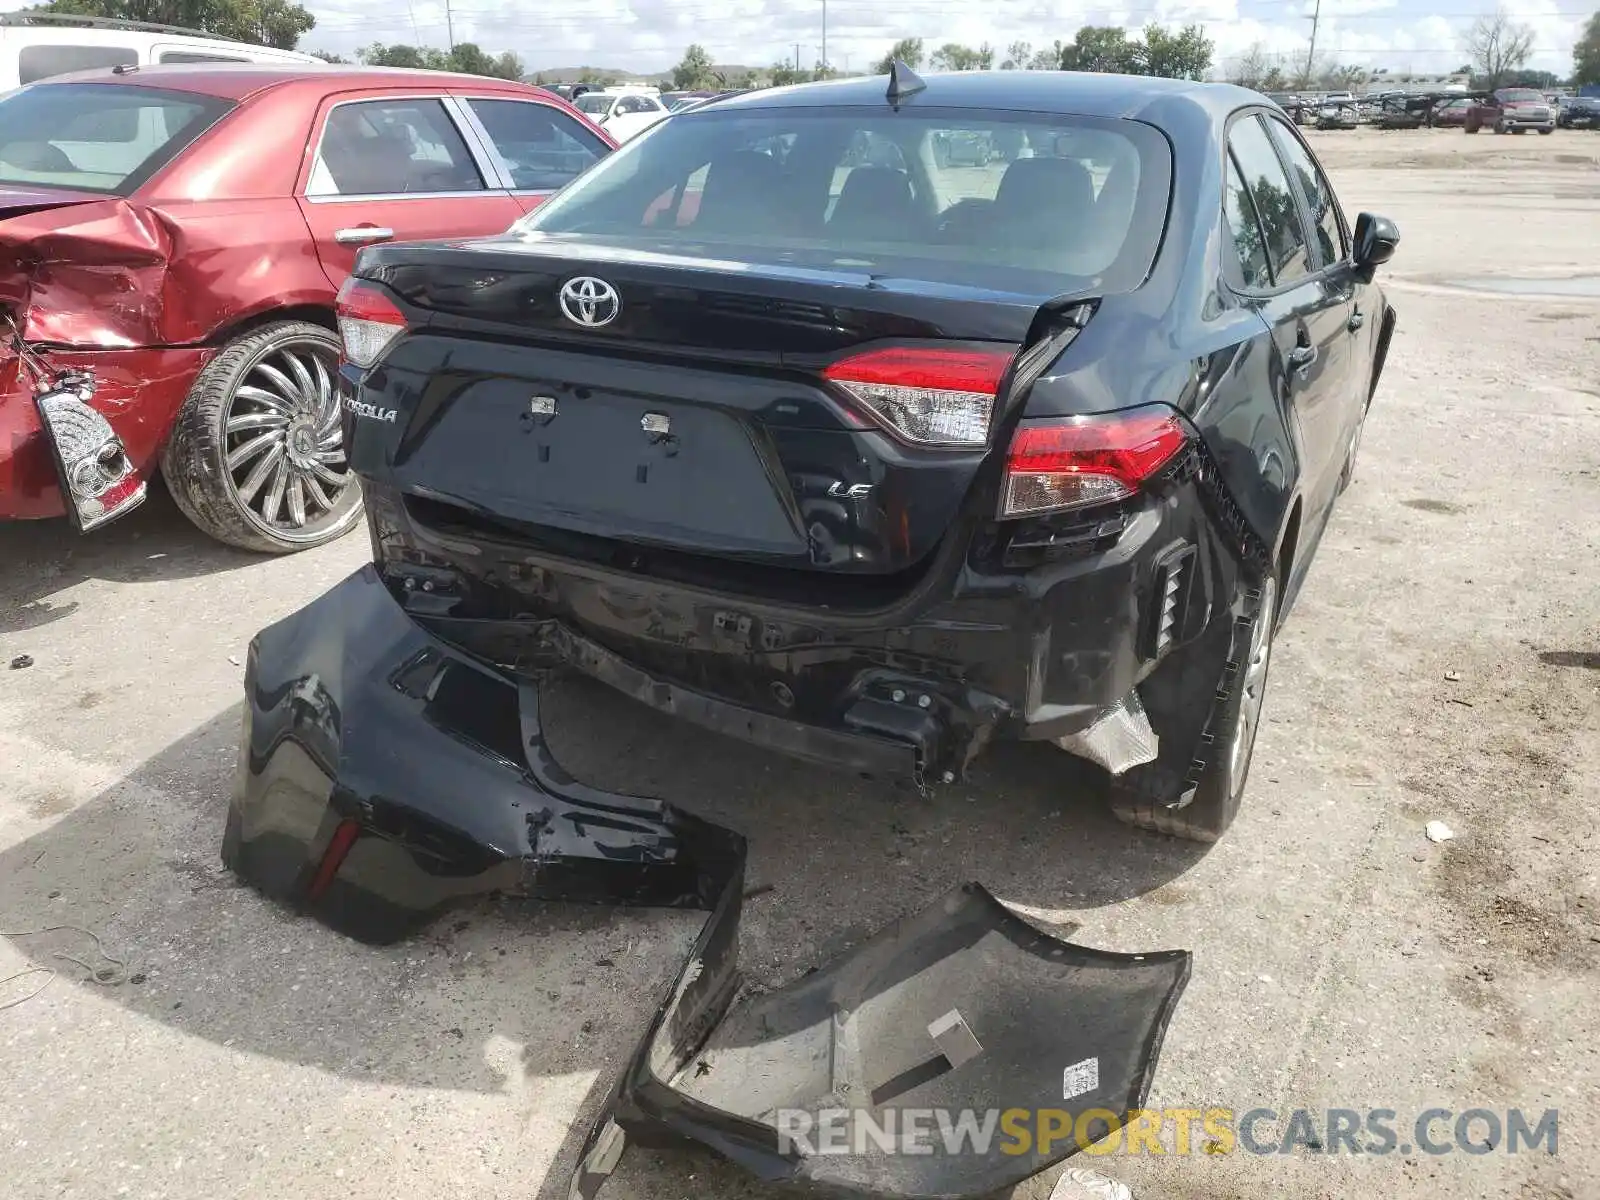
xmin=1 ymin=0 xmax=1589 ymax=77
xmin=298 ymin=0 xmax=1590 ymax=76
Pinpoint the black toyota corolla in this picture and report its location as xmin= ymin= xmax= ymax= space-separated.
xmin=239 ymin=68 xmax=1398 ymax=915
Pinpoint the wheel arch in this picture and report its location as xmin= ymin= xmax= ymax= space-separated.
xmin=208 ymin=302 xmax=338 ymax=349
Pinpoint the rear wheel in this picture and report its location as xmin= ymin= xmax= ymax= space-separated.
xmin=162 ymin=321 xmax=362 ymax=554
xmin=1112 ymin=572 xmax=1278 ymax=842
xmin=1537 ymin=128 xmax=1553 ymax=135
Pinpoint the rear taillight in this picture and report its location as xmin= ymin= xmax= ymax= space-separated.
xmin=822 ymin=345 xmax=1016 ymax=448
xmin=1000 ymin=406 xmax=1189 ymax=518
xmin=335 ymin=278 xmax=407 ymax=368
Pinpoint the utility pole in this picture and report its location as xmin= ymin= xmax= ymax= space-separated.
xmin=821 ymin=0 xmax=827 ymax=76
xmin=1303 ymin=0 xmax=1320 ymax=85
xmin=795 ymin=43 xmax=801 ymax=72
xmin=445 ymin=0 xmax=455 ymax=52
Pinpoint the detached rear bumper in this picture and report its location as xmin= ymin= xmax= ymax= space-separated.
xmin=0 ymin=345 xmax=205 ymax=520
xmin=226 ymin=564 xmax=1193 ymax=1198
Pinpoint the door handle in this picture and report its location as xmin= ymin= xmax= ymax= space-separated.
xmin=1287 ymin=344 xmax=1318 ymax=376
xmin=1348 ymin=307 xmax=1365 ymax=332
xmin=334 ymin=226 xmax=394 ymax=245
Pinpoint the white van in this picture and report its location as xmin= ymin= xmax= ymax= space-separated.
xmin=1 ymin=13 xmax=321 ymax=91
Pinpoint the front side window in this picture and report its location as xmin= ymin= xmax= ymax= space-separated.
xmin=1226 ymin=114 xmax=1312 ymax=287
xmin=513 ymin=106 xmax=1172 ymax=297
xmin=466 ymin=98 xmax=609 ymax=191
xmin=307 ymin=98 xmax=484 ymax=197
xmin=18 ymin=44 xmax=138 ymax=84
xmin=1264 ymin=117 xmax=1346 ymax=265
xmin=0 ymin=82 xmax=233 ymax=195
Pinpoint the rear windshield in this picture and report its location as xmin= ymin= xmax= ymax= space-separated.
xmin=0 ymin=83 xmax=234 ymax=196
xmin=514 ymin=105 xmax=1173 ymax=295
xmin=574 ymin=94 xmax=614 ymax=115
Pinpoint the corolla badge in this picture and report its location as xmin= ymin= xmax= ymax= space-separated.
xmin=344 ymin=398 xmax=397 ymax=423
xmin=559 ymin=276 xmax=621 ymax=328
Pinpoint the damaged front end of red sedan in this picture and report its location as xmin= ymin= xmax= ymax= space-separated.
xmin=0 ymin=179 xmax=214 ymax=528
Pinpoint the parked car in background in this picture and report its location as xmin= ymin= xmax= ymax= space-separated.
xmin=1315 ymin=99 xmax=1359 ymax=130
xmin=1464 ymin=88 xmax=1556 ymax=134
xmin=1557 ymin=95 xmax=1600 ymax=129
xmin=1430 ymin=97 xmax=1473 ymax=127
xmin=1 ymin=65 xmax=614 ymax=549
xmin=324 ymin=70 xmax=1399 ymax=844
xmin=1 ymin=11 xmax=321 ymax=89
xmin=572 ymin=88 xmax=669 ymax=140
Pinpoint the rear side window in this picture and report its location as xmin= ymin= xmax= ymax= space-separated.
xmin=1223 ymin=154 xmax=1273 ymax=290
xmin=515 ymin=106 xmax=1172 ymax=297
xmin=307 ymin=98 xmax=485 ymax=197
xmin=1226 ymin=114 xmax=1312 ymax=287
xmin=0 ymin=82 xmax=233 ymax=195
xmin=19 ymin=44 xmax=138 ymax=84
xmin=1265 ymin=118 xmax=1346 ymax=265
xmin=158 ymin=51 xmax=251 ymax=65
xmin=465 ymin=98 xmax=609 ymax=191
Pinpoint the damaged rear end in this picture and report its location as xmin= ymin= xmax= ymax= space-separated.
xmin=337 ymin=100 xmax=1244 ymax=785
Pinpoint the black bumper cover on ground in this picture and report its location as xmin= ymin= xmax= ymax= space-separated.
xmin=226 ymin=567 xmax=1192 ymax=1198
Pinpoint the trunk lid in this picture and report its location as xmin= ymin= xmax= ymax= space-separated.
xmin=354 ymin=239 xmax=1080 ymax=586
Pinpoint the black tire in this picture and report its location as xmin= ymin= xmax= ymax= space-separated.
xmin=1537 ymin=128 xmax=1553 ymax=135
xmin=162 ymin=321 xmax=362 ymax=554
xmin=1111 ymin=572 xmax=1278 ymax=842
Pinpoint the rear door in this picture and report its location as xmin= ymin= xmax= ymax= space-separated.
xmin=296 ymin=91 xmax=522 ymax=287
xmin=449 ymin=92 xmax=612 ymax=216
xmin=1223 ymin=111 xmax=1352 ymax=522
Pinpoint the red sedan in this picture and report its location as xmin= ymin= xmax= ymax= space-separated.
xmin=1 ymin=65 xmax=614 ymax=550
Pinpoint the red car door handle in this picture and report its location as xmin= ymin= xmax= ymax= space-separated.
xmin=334 ymin=226 xmax=395 ymax=245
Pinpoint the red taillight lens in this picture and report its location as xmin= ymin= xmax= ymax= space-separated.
xmin=1001 ymin=406 xmax=1189 ymax=518
xmin=822 ymin=344 xmax=1016 ymax=448
xmin=335 ymin=278 xmax=407 ymax=368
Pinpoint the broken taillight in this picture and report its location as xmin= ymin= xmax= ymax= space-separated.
xmin=1000 ymin=406 xmax=1189 ymax=518
xmin=335 ymin=278 xmax=407 ymax=368
xmin=822 ymin=345 xmax=1016 ymax=448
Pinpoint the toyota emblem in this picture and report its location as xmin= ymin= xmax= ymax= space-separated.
xmin=559 ymin=276 xmax=621 ymax=328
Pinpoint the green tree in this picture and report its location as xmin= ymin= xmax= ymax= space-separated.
xmin=1030 ymin=41 xmax=1066 ymax=69
xmin=1000 ymin=40 xmax=1032 ymax=70
xmin=873 ymin=37 xmax=924 ymax=74
xmin=1573 ymin=11 xmax=1599 ymax=85
xmin=28 ymin=0 xmax=315 ymax=48
xmin=672 ymin=43 xmax=718 ymax=90
xmin=1140 ymin=22 xmax=1214 ymax=80
xmin=358 ymin=42 xmax=442 ymax=70
xmin=768 ymin=61 xmax=808 ymax=86
xmin=308 ymin=48 xmax=347 ymax=63
xmin=1060 ymin=26 xmax=1140 ymax=73
xmin=734 ymin=69 xmax=759 ymax=88
xmin=930 ymin=42 xmax=994 ymax=70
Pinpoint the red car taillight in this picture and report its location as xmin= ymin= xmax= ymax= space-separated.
xmin=822 ymin=345 xmax=1016 ymax=448
xmin=335 ymin=277 xmax=407 ymax=368
xmin=1000 ymin=406 xmax=1189 ymax=518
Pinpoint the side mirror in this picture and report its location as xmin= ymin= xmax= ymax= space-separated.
xmin=1352 ymin=212 xmax=1399 ymax=279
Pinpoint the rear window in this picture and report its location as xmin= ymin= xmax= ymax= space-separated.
xmin=0 ymin=83 xmax=233 ymax=196
xmin=574 ymin=94 xmax=614 ymax=116
xmin=18 ymin=44 xmax=138 ymax=84
xmin=513 ymin=106 xmax=1172 ymax=295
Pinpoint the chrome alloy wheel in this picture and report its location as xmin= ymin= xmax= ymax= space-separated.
xmin=222 ymin=336 xmax=356 ymax=544
xmin=1228 ymin=576 xmax=1277 ymax=788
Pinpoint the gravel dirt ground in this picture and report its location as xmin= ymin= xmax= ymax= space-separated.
xmin=2 ymin=127 xmax=1598 ymax=1200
